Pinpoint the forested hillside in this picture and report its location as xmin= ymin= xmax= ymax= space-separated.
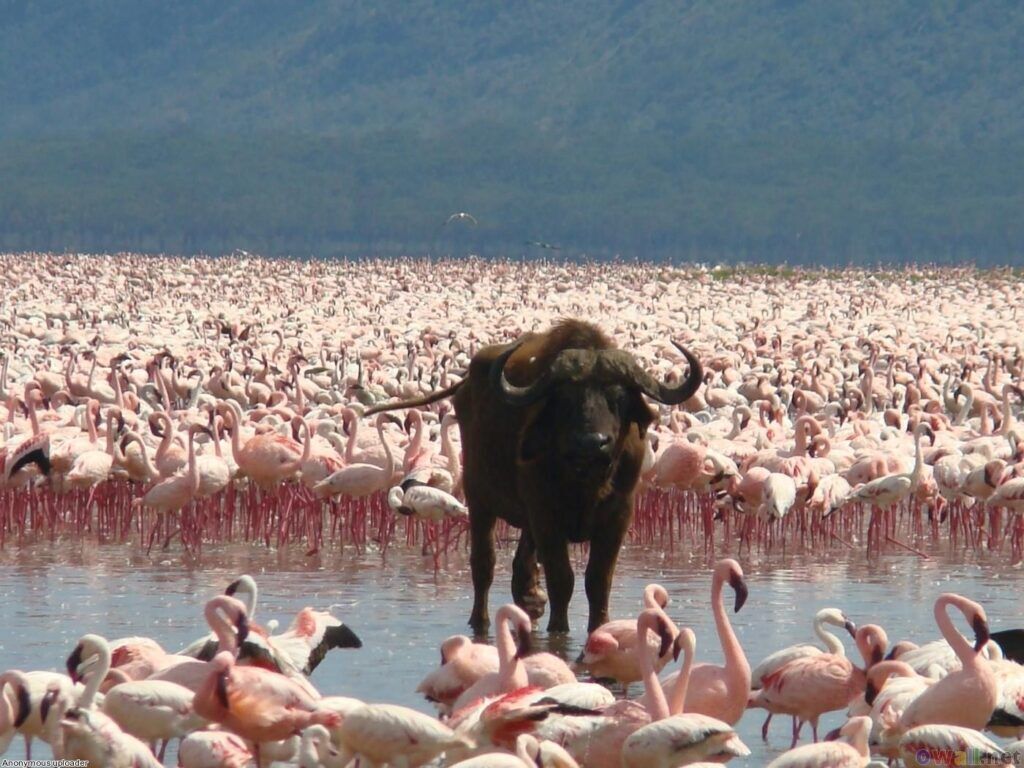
xmin=2 ymin=1 xmax=1022 ymax=261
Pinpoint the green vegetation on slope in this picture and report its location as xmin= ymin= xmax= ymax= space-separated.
xmin=1 ymin=1 xmax=1022 ymax=260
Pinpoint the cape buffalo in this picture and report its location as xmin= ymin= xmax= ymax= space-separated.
xmin=367 ymin=320 xmax=701 ymax=633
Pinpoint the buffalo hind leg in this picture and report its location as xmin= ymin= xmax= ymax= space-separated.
xmin=511 ymin=529 xmax=547 ymax=622
xmin=536 ymin=535 xmax=574 ymax=633
xmin=468 ymin=509 xmax=497 ymax=637
xmin=585 ymin=499 xmax=631 ymax=632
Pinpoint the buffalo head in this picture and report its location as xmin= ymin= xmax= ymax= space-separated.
xmin=491 ymin=340 xmax=702 ymax=479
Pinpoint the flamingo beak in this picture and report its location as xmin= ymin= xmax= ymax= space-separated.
xmin=655 ymin=617 xmax=673 ymax=659
xmin=225 ymin=578 xmax=241 ymax=596
xmin=13 ymin=684 xmax=32 ymax=728
xmin=65 ymin=644 xmax=84 ymax=683
xmin=39 ymin=686 xmax=59 ymax=725
xmin=235 ymin=613 xmax=250 ymax=646
xmin=844 ymin=619 xmax=857 ymax=638
xmin=730 ymin=573 xmax=749 ymax=613
xmin=215 ymin=671 xmax=230 ymax=710
xmin=864 ymin=679 xmax=879 ymax=706
xmin=672 ymin=633 xmax=685 ymax=662
xmin=327 ymin=624 xmax=363 ymax=650
xmin=514 ymin=625 xmax=533 ymax=660
xmin=973 ymin=615 xmax=991 ymax=653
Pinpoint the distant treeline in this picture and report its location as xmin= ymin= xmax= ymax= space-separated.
xmin=1 ymin=127 xmax=1022 ymax=264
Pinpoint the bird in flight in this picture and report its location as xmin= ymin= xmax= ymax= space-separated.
xmin=444 ymin=212 xmax=478 ymax=227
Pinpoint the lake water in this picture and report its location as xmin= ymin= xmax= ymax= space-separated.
xmin=0 ymin=536 xmax=1021 ymax=764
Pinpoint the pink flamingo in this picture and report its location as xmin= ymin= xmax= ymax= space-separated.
xmin=576 ymin=584 xmax=676 ymax=690
xmin=178 ymin=729 xmax=253 ymax=768
xmin=193 ymin=650 xmax=340 ymax=764
xmin=417 ymin=635 xmax=499 ymax=715
xmin=535 ymin=609 xmax=681 ymax=768
xmin=146 ymin=595 xmax=248 ymax=692
xmin=621 ymin=627 xmax=751 ymax=767
xmin=750 ymin=623 xmax=886 ymax=746
xmin=897 ymin=593 xmax=998 ymax=732
xmin=763 ymin=715 xmax=871 ymax=768
xmin=660 ymin=559 xmax=750 ymax=725
xmin=749 ymin=607 xmax=857 ymax=739
xmin=452 ymin=604 xmax=532 ymax=712
xmin=312 ymin=413 xmax=396 ymax=499
xmin=218 ymin=400 xmax=303 ymax=489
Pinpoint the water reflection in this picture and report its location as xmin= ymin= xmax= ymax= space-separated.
xmin=0 ymin=539 xmax=1021 ymax=764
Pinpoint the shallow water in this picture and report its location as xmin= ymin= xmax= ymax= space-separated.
xmin=1 ymin=538 xmax=1022 ymax=765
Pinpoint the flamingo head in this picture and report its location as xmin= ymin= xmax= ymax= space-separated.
xmin=11 ymin=681 xmax=31 ymax=728
xmin=722 ymin=560 xmax=748 ymax=613
xmin=973 ymin=611 xmax=991 ymax=653
xmin=514 ymin=622 xmax=533 ymax=660
xmin=38 ymin=683 xmax=60 ymax=726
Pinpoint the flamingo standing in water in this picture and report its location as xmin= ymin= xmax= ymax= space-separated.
xmin=313 ymin=413 xmax=396 ymax=498
xmin=193 ymin=650 xmax=340 ymax=764
xmin=452 ymin=604 xmax=532 ymax=713
xmin=659 ymin=559 xmax=751 ymax=725
xmin=897 ymin=593 xmax=998 ymax=733
xmin=576 ymin=584 xmax=677 ymax=691
xmin=417 ymin=635 xmax=499 ymax=715
xmin=621 ymin=627 xmax=751 ymax=767
xmin=534 ymin=609 xmax=678 ymax=768
xmin=748 ymin=624 xmax=886 ymax=747
xmin=764 ymin=715 xmax=872 ymax=768
xmin=748 ymin=607 xmax=857 ymax=739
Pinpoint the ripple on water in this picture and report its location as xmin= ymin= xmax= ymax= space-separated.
xmin=0 ymin=539 xmax=1022 ymax=764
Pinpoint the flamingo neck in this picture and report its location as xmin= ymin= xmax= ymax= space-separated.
xmin=206 ymin=604 xmax=240 ymax=656
xmin=637 ymin=628 xmax=670 ymax=720
xmin=80 ymin=644 xmax=111 ymax=710
xmin=378 ymin=419 xmax=394 ymax=482
xmin=495 ymin=613 xmax=526 ymax=691
xmin=345 ymin=416 xmax=358 ymax=463
xmin=188 ymin=431 xmax=200 ymax=493
xmin=135 ymin=437 xmax=159 ymax=478
xmin=815 ymin=618 xmax=845 ymax=656
xmin=104 ymin=417 xmax=117 ymax=456
xmin=667 ymin=641 xmax=693 ymax=715
xmin=153 ymin=414 xmax=174 ymax=462
xmin=440 ymin=417 xmax=459 ymax=476
xmin=299 ymin=419 xmax=313 ymax=464
xmin=934 ymin=596 xmax=977 ymax=667
xmin=1001 ymin=386 xmax=1014 ymax=436
xmin=711 ymin=574 xmax=749 ymax=689
xmin=908 ymin=430 xmax=924 ymax=488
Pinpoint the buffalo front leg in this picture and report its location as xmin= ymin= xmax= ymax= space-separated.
xmin=511 ymin=529 xmax=547 ymax=622
xmin=584 ymin=499 xmax=631 ymax=632
xmin=536 ymin=534 xmax=574 ymax=633
xmin=468 ymin=509 xmax=497 ymax=637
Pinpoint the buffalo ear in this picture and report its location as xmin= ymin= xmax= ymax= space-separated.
xmin=518 ymin=404 xmax=553 ymax=463
xmin=627 ymin=392 xmax=655 ymax=436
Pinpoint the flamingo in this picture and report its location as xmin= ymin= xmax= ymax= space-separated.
xmin=178 ymin=729 xmax=254 ymax=768
xmin=145 ymin=595 xmax=249 ymax=692
xmin=621 ymin=627 xmax=751 ymax=767
xmin=335 ymin=701 xmax=473 ymax=767
xmin=452 ymin=604 xmax=533 ymax=712
xmin=898 ymin=724 xmax=1010 ymax=768
xmin=897 ymin=593 xmax=998 ymax=732
xmin=312 ymin=413 xmax=396 ymax=498
xmin=659 ymin=558 xmax=750 ymax=725
xmin=764 ymin=715 xmax=872 ymax=768
xmin=417 ymin=635 xmax=500 ymax=715
xmin=750 ymin=623 xmax=886 ymax=746
xmin=193 ymin=650 xmax=340 ymax=764
xmin=576 ymin=583 xmax=677 ymax=690
xmin=749 ymin=607 xmax=857 ymax=739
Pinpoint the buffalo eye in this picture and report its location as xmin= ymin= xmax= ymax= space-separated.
xmin=606 ymin=385 xmax=627 ymax=412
